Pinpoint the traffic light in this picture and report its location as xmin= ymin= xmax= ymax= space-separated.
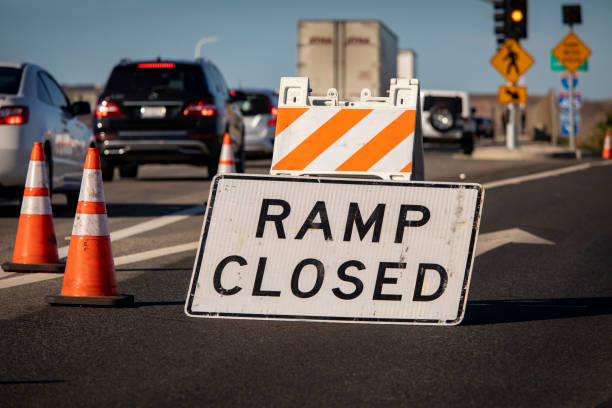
xmin=493 ymin=0 xmax=527 ymax=41
xmin=562 ymin=5 xmax=581 ymax=26
xmin=507 ymin=0 xmax=527 ymax=39
xmin=493 ymin=0 xmax=508 ymax=47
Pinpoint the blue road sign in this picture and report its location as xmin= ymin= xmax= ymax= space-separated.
xmin=560 ymin=112 xmax=579 ymax=136
xmin=558 ymin=92 xmax=582 ymax=112
xmin=561 ymin=74 xmax=578 ymax=90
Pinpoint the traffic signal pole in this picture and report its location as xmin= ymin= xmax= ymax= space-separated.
xmin=506 ymin=103 xmax=518 ymax=150
xmin=568 ymin=70 xmax=576 ymax=150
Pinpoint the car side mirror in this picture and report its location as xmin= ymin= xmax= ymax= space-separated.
xmin=72 ymin=101 xmax=91 ymax=116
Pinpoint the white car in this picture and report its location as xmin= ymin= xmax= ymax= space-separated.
xmin=231 ymin=89 xmax=278 ymax=155
xmin=420 ymin=89 xmax=476 ymax=154
xmin=0 ymin=62 xmax=94 ymax=206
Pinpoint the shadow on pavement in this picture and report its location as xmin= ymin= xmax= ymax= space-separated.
xmin=463 ymin=297 xmax=612 ymax=325
xmin=46 ymin=203 xmax=203 ymax=218
xmin=0 ymin=205 xmax=21 ymax=218
xmin=115 ymin=267 xmax=191 ymax=272
xmin=134 ymin=301 xmax=184 ymax=307
xmin=0 ymin=380 xmax=66 ymax=385
xmin=137 ymin=175 xmax=209 ymax=182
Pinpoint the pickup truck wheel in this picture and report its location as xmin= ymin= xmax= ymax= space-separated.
xmin=119 ymin=164 xmax=138 ymax=179
xmin=101 ymin=158 xmax=115 ymax=181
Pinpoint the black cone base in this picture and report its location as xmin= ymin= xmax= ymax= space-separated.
xmin=45 ymin=294 xmax=134 ymax=307
xmin=2 ymin=262 xmax=65 ymax=273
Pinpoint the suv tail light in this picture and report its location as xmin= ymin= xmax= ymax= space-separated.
xmin=267 ymin=106 xmax=278 ymax=127
xmin=95 ymin=101 xmax=122 ymax=118
xmin=183 ymin=101 xmax=216 ymax=117
xmin=137 ymin=62 xmax=175 ymax=69
xmin=0 ymin=106 xmax=29 ymax=125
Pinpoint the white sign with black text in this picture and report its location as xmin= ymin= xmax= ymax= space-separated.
xmin=186 ymin=175 xmax=483 ymax=325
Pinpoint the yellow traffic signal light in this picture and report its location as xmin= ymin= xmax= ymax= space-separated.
xmin=511 ymin=9 xmax=524 ymax=22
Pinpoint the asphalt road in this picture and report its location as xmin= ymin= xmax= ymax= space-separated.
xmin=1 ymin=151 xmax=611 ymax=407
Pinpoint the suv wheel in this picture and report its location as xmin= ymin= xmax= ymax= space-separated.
xmin=65 ymin=191 xmax=79 ymax=211
xmin=235 ymin=137 xmax=246 ymax=173
xmin=101 ymin=158 xmax=115 ymax=181
xmin=44 ymin=145 xmax=53 ymax=199
xmin=119 ymin=164 xmax=138 ymax=179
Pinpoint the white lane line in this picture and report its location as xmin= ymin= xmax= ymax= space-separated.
xmin=58 ymin=205 xmax=203 ymax=258
xmin=0 ymin=241 xmax=200 ymax=290
xmin=113 ymin=241 xmax=198 ymax=267
xmin=0 ymin=205 xmax=204 ymax=289
xmin=1 ymin=160 xmax=610 ymax=290
xmin=483 ymin=160 xmax=612 ymax=190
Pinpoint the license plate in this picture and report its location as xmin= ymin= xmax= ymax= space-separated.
xmin=139 ymin=106 xmax=166 ymax=118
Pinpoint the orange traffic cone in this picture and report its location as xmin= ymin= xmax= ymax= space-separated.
xmin=2 ymin=142 xmax=64 ymax=273
xmin=217 ymin=132 xmax=236 ymax=174
xmin=46 ymin=148 xmax=133 ymax=307
xmin=602 ymin=133 xmax=611 ymax=160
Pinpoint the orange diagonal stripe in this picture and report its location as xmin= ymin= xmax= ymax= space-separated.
xmin=400 ymin=162 xmax=412 ymax=173
xmin=336 ymin=110 xmax=416 ymax=171
xmin=275 ymin=108 xmax=309 ymax=137
xmin=272 ymin=109 xmax=373 ymax=171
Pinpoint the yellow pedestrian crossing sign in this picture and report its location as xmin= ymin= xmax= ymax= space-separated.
xmin=490 ymin=39 xmax=534 ymax=83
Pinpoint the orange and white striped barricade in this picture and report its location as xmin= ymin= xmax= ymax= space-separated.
xmin=185 ymin=77 xmax=485 ymax=326
xmin=270 ymin=77 xmax=424 ymax=181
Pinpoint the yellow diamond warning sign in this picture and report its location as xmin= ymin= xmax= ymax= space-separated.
xmin=490 ymin=39 xmax=534 ymax=83
xmin=552 ymin=31 xmax=591 ymax=73
xmin=498 ymin=86 xmax=527 ymax=104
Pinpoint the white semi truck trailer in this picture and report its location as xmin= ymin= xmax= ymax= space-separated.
xmin=297 ymin=20 xmax=398 ymax=101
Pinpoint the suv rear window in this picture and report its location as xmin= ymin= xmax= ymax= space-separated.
xmin=0 ymin=67 xmax=23 ymax=94
xmin=104 ymin=64 xmax=207 ymax=100
xmin=235 ymin=93 xmax=275 ymax=116
xmin=423 ymin=96 xmax=462 ymax=114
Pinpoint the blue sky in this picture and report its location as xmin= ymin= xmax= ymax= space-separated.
xmin=2 ymin=0 xmax=611 ymax=99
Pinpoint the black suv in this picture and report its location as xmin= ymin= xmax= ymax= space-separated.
xmin=94 ymin=59 xmax=245 ymax=180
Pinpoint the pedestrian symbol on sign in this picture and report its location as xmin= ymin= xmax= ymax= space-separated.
xmin=490 ymin=39 xmax=534 ymax=84
xmin=504 ymin=44 xmax=519 ymax=75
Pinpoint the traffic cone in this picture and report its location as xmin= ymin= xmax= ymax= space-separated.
xmin=217 ymin=132 xmax=236 ymax=174
xmin=46 ymin=148 xmax=133 ymax=307
xmin=602 ymin=133 xmax=611 ymax=160
xmin=2 ymin=142 xmax=64 ymax=273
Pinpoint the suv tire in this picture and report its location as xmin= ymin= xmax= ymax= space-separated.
xmin=101 ymin=158 xmax=115 ymax=181
xmin=65 ymin=191 xmax=79 ymax=211
xmin=235 ymin=136 xmax=246 ymax=173
xmin=119 ymin=164 xmax=138 ymax=179
xmin=461 ymin=133 xmax=474 ymax=155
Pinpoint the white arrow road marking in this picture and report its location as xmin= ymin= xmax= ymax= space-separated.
xmin=476 ymin=228 xmax=554 ymax=256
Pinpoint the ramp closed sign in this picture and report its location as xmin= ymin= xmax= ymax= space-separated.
xmin=186 ymin=175 xmax=483 ymax=325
